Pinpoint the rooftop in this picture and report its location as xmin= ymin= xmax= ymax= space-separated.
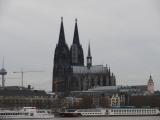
xmin=0 ymin=86 xmax=49 ymax=97
xmin=72 ymin=65 xmax=108 ymax=74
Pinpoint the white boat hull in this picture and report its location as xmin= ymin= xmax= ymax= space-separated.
xmin=0 ymin=116 xmax=54 ymax=119
xmin=0 ymin=107 xmax=54 ymax=119
xmin=107 ymin=108 xmax=160 ymax=116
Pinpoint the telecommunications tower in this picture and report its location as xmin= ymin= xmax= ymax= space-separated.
xmin=0 ymin=58 xmax=7 ymax=87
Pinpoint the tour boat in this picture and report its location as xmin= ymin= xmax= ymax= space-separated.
xmin=77 ymin=108 xmax=106 ymax=117
xmin=0 ymin=107 xmax=55 ymax=119
xmin=107 ymin=107 xmax=160 ymax=116
xmin=59 ymin=109 xmax=81 ymax=117
xmin=59 ymin=108 xmax=106 ymax=117
xmin=77 ymin=107 xmax=160 ymax=116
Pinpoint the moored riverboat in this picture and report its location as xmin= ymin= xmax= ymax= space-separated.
xmin=59 ymin=108 xmax=107 ymax=117
xmin=59 ymin=107 xmax=160 ymax=117
xmin=77 ymin=108 xmax=106 ymax=117
xmin=108 ymin=107 xmax=160 ymax=116
xmin=59 ymin=109 xmax=81 ymax=117
xmin=0 ymin=107 xmax=55 ymax=119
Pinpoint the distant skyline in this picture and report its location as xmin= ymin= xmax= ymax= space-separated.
xmin=0 ymin=0 xmax=160 ymax=91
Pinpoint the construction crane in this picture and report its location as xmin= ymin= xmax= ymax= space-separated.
xmin=13 ymin=69 xmax=44 ymax=87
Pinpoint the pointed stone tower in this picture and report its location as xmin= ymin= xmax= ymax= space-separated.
xmin=70 ymin=19 xmax=84 ymax=66
xmin=52 ymin=17 xmax=71 ymax=93
xmin=87 ymin=43 xmax=92 ymax=68
xmin=147 ymin=75 xmax=154 ymax=94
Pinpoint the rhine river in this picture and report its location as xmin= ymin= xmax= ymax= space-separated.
xmin=19 ymin=116 xmax=160 ymax=120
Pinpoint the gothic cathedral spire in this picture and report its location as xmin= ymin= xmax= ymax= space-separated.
xmin=88 ymin=43 xmax=91 ymax=57
xmin=73 ymin=18 xmax=80 ymax=45
xmin=52 ymin=17 xmax=71 ymax=94
xmin=87 ymin=43 xmax=92 ymax=68
xmin=70 ymin=18 xmax=84 ymax=66
xmin=58 ymin=17 xmax=66 ymax=45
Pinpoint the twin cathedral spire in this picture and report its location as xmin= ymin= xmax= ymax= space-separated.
xmin=57 ymin=17 xmax=90 ymax=67
xmin=52 ymin=17 xmax=91 ymax=92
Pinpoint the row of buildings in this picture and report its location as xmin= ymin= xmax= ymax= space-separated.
xmin=0 ymin=86 xmax=55 ymax=109
xmin=0 ymin=79 xmax=157 ymax=110
xmin=62 ymin=75 xmax=156 ymax=109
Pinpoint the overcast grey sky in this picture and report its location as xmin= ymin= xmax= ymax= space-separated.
xmin=0 ymin=0 xmax=160 ymax=91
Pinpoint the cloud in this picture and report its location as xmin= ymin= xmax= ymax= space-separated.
xmin=0 ymin=0 xmax=160 ymax=90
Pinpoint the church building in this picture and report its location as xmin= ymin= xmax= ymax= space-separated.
xmin=52 ymin=18 xmax=116 ymax=95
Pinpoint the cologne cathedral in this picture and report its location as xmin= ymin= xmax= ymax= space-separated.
xmin=52 ymin=18 xmax=116 ymax=95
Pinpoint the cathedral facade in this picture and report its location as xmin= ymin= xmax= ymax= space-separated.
xmin=52 ymin=18 xmax=116 ymax=95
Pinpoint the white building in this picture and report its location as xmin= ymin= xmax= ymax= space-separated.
xmin=111 ymin=94 xmax=120 ymax=107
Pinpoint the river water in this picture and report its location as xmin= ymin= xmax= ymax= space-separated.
xmin=18 ymin=116 xmax=160 ymax=120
